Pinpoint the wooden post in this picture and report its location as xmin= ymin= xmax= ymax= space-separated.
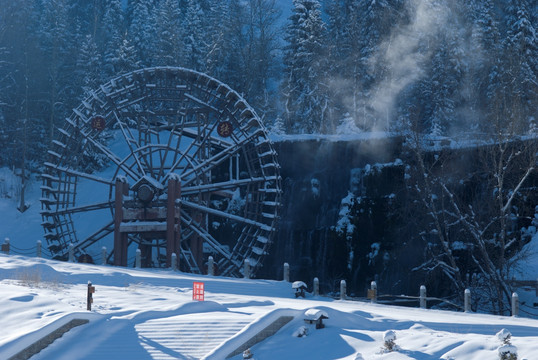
xmin=190 ymin=223 xmax=203 ymax=272
xmin=512 ymin=292 xmax=519 ymax=317
xmin=420 ymin=285 xmax=427 ymax=309
xmin=114 ymin=178 xmax=128 ymax=266
xmin=166 ymin=176 xmax=181 ymax=268
xmin=369 ymin=281 xmax=378 ymax=303
xmin=87 ymin=281 xmax=95 ymax=311
xmin=140 ymin=243 xmax=152 ymax=268
xmin=244 ymin=259 xmax=251 ymax=279
xmin=208 ymin=256 xmax=214 ymax=276
xmin=283 ymin=262 xmax=290 ymax=282
xmin=313 ymin=277 xmax=319 ymax=296
xmin=464 ymin=289 xmax=471 ymax=312
xmin=340 ymin=280 xmax=347 ymax=300
xmin=1 ymin=238 xmax=10 ymax=255
xmin=171 ymin=253 xmax=177 ymax=271
xmin=36 ymin=240 xmax=41 ymax=258
xmin=135 ymin=249 xmax=141 ymax=269
xmin=101 ymin=247 xmax=107 ymax=265
xmin=68 ymin=243 xmax=74 ymax=262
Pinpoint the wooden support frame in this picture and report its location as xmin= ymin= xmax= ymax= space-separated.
xmin=113 ymin=176 xmax=182 ymax=269
xmin=113 ymin=178 xmax=129 ymax=266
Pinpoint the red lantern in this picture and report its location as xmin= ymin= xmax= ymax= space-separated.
xmin=217 ymin=121 xmax=233 ymax=137
xmin=91 ymin=116 xmax=106 ymax=131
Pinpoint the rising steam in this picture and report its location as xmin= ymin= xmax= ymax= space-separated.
xmin=368 ymin=0 xmax=449 ymax=131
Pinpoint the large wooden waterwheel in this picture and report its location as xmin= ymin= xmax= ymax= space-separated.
xmin=40 ymin=67 xmax=281 ymax=277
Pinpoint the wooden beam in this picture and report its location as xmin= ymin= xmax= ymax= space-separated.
xmin=166 ymin=177 xmax=181 ymax=268
xmin=114 ymin=178 xmax=128 ymax=266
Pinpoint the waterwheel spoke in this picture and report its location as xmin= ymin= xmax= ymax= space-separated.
xmin=180 ymin=210 xmax=236 ymax=262
xmin=163 ymin=114 xmax=218 ymax=182
xmin=176 ymin=127 xmax=233 ymax=149
xmin=188 ymin=118 xmax=220 ymax=164
xmin=66 ymin=116 xmax=139 ymax=180
xmin=80 ymin=132 xmax=140 ymax=181
xmin=178 ymin=133 xmax=259 ymax=188
xmin=154 ymin=123 xmax=181 ymax=180
xmin=43 ymin=201 xmax=114 ymax=216
xmin=166 ymin=123 xmax=189 ymax=180
xmin=44 ymin=163 xmax=115 ymax=186
xmin=181 ymin=177 xmax=266 ymax=196
xmin=179 ymin=241 xmax=202 ymax=273
xmin=181 ymin=199 xmax=272 ymax=232
xmin=112 ymin=110 xmax=147 ymax=176
xmin=76 ymin=220 xmax=115 ymax=251
xmin=165 ymin=131 xmax=201 ymax=181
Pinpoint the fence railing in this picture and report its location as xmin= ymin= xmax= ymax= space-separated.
xmin=2 ymin=237 xmax=537 ymax=317
xmin=280 ymin=265 xmax=537 ymax=318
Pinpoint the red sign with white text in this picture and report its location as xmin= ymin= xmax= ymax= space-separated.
xmin=193 ymin=282 xmax=204 ymax=301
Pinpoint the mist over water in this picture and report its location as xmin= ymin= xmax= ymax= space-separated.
xmin=369 ymin=0 xmax=449 ymax=132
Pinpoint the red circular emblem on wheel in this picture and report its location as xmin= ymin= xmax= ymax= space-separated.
xmin=91 ymin=116 xmax=106 ymax=131
xmin=217 ymin=121 xmax=233 ymax=137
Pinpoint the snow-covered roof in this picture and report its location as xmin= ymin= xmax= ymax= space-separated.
xmin=132 ymin=175 xmax=164 ymax=191
xmin=304 ymin=308 xmax=329 ymax=321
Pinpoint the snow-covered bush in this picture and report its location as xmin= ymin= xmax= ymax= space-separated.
xmin=496 ymin=328 xmax=512 ymax=344
xmin=496 ymin=329 xmax=517 ymax=360
xmin=498 ymin=345 xmax=517 ymax=360
xmin=243 ymin=348 xmax=253 ymax=359
xmin=382 ymin=330 xmax=398 ymax=352
xmin=292 ymin=326 xmax=308 ymax=337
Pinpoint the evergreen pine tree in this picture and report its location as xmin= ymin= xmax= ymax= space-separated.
xmin=76 ymin=34 xmax=102 ymax=98
xmin=183 ymin=0 xmax=207 ymax=70
xmin=242 ymin=0 xmax=282 ymax=120
xmin=128 ymin=0 xmax=155 ymax=67
xmin=116 ymin=36 xmax=141 ymax=75
xmin=503 ymin=0 xmax=538 ymax=133
xmin=326 ymin=0 xmax=373 ymax=132
xmin=102 ymin=0 xmax=125 ymax=79
xmin=429 ymin=19 xmax=467 ymax=137
xmin=37 ymin=0 xmax=72 ymax=140
xmin=282 ymin=0 xmax=329 ymax=133
xmin=205 ymin=0 xmax=231 ymax=77
xmin=463 ymin=0 xmax=500 ymax=134
xmin=1 ymin=0 xmax=49 ymax=166
xmin=152 ymin=0 xmax=184 ymax=67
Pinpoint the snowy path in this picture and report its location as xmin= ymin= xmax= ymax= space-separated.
xmin=135 ymin=312 xmax=253 ymax=359
xmin=32 ymin=310 xmax=257 ymax=360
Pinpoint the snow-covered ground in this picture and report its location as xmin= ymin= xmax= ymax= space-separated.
xmin=2 ymin=157 xmax=538 ymax=360
xmin=1 ymin=254 xmax=538 ymax=360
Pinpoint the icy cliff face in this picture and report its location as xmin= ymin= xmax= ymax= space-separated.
xmin=257 ymin=137 xmax=405 ymax=295
xmin=260 ymin=136 xmax=538 ymax=302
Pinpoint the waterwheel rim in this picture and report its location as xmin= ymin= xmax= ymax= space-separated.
xmin=40 ymin=67 xmax=281 ymax=277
